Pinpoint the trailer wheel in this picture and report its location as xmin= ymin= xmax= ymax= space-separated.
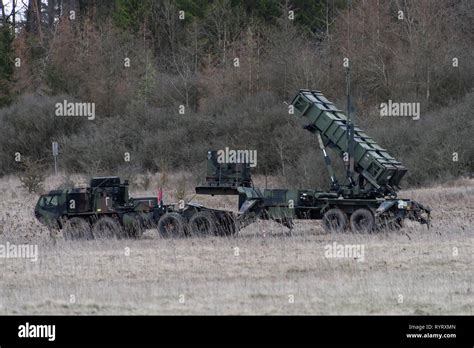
xmin=158 ymin=212 xmax=188 ymax=238
xmin=63 ymin=217 xmax=93 ymax=241
xmin=216 ymin=213 xmax=238 ymax=236
xmin=322 ymin=208 xmax=348 ymax=233
xmin=189 ymin=211 xmax=217 ymax=236
xmin=350 ymin=208 xmax=375 ymax=233
xmin=93 ymin=217 xmax=124 ymax=239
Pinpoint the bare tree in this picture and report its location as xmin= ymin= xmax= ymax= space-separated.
xmin=47 ymin=0 xmax=55 ymax=28
xmin=1 ymin=0 xmax=6 ymax=27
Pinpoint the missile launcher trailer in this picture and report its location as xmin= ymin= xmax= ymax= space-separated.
xmin=196 ymin=90 xmax=431 ymax=233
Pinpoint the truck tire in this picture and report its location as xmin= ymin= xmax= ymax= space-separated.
xmin=350 ymin=208 xmax=375 ymax=233
xmin=127 ymin=220 xmax=145 ymax=239
xmin=189 ymin=211 xmax=217 ymax=236
xmin=158 ymin=212 xmax=188 ymax=238
xmin=322 ymin=208 xmax=348 ymax=233
xmin=92 ymin=217 xmax=124 ymax=239
xmin=38 ymin=217 xmax=60 ymax=231
xmin=63 ymin=217 xmax=93 ymax=241
xmin=123 ymin=213 xmax=147 ymax=239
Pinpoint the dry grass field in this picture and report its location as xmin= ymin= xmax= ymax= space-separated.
xmin=0 ymin=175 xmax=472 ymax=315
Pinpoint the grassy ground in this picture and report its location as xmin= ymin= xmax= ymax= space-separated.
xmin=0 ymin=175 xmax=472 ymax=314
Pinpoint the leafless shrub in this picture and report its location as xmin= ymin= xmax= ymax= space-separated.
xmin=18 ymin=157 xmax=46 ymax=193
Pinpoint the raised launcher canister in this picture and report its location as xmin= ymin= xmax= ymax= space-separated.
xmin=290 ymin=89 xmax=407 ymax=197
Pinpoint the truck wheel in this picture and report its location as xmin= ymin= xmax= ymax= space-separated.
xmin=128 ymin=221 xmax=145 ymax=239
xmin=63 ymin=217 xmax=93 ymax=241
xmin=158 ymin=212 xmax=188 ymax=238
xmin=189 ymin=211 xmax=217 ymax=237
xmin=38 ymin=216 xmax=59 ymax=230
xmin=350 ymin=208 xmax=375 ymax=233
xmin=322 ymin=208 xmax=348 ymax=233
xmin=123 ymin=213 xmax=147 ymax=239
xmin=38 ymin=217 xmax=60 ymax=234
xmin=124 ymin=224 xmax=144 ymax=239
xmin=216 ymin=213 xmax=238 ymax=236
xmin=92 ymin=217 xmax=124 ymax=239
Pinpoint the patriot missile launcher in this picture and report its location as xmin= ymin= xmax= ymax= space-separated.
xmin=196 ymin=89 xmax=431 ymax=233
xmin=36 ymin=88 xmax=431 ymax=237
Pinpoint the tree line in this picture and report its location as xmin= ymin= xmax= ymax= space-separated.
xmin=0 ymin=0 xmax=472 ymax=188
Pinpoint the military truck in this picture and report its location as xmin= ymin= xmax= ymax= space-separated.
xmin=195 ymin=89 xmax=431 ymax=233
xmin=35 ymin=176 xmax=237 ymax=239
xmin=35 ymin=176 xmax=159 ymax=239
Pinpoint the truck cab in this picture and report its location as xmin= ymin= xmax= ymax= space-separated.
xmin=34 ymin=190 xmax=67 ymax=228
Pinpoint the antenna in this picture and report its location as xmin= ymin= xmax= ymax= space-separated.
xmin=346 ymin=0 xmax=355 ymax=186
xmin=346 ymin=64 xmax=355 ymax=185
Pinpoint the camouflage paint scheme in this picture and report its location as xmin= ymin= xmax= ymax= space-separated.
xmin=35 ymin=90 xmax=431 ymax=236
xmin=35 ymin=177 xmax=167 ymax=232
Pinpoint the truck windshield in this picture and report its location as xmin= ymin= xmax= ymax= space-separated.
xmin=39 ymin=195 xmax=59 ymax=207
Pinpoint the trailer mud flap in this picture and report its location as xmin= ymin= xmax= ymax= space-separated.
xmin=239 ymin=199 xmax=259 ymax=214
